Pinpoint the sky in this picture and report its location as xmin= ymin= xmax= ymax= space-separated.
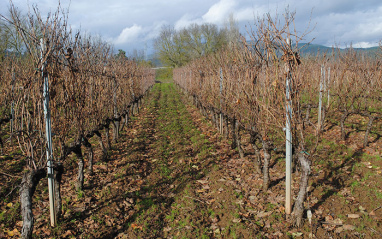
xmin=1 ymin=0 xmax=382 ymax=56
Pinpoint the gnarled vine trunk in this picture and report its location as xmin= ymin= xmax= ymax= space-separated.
xmin=53 ymin=162 xmax=64 ymax=220
xmin=231 ymin=118 xmax=244 ymax=159
xmin=224 ymin=115 xmax=229 ymax=139
xmin=340 ymin=110 xmax=350 ymax=140
xmin=250 ymin=130 xmax=262 ymax=174
xmin=120 ymin=110 xmax=130 ymax=132
xmin=20 ymin=168 xmax=46 ymax=239
xmin=104 ymin=124 xmax=111 ymax=149
xmin=95 ymin=131 xmax=108 ymax=161
xmin=235 ymin=120 xmax=245 ymax=159
xmin=82 ymin=138 xmax=94 ymax=175
xmin=364 ymin=115 xmax=376 ymax=147
xmin=261 ymin=140 xmax=272 ymax=191
xmin=112 ymin=119 xmax=120 ymax=143
xmin=292 ymin=150 xmax=311 ymax=227
xmin=74 ymin=145 xmax=84 ymax=191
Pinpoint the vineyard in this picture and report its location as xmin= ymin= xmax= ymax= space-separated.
xmin=174 ymin=11 xmax=382 ymax=230
xmin=1 ymin=4 xmax=382 ymax=239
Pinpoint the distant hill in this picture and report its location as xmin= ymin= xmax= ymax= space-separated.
xmin=297 ymin=43 xmax=380 ymax=56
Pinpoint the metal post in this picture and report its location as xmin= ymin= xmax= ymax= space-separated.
xmin=113 ymin=75 xmax=117 ymax=117
xmin=327 ymin=67 xmax=331 ymax=108
xmin=41 ymin=39 xmax=56 ymax=227
xmin=318 ymin=65 xmax=324 ymax=133
xmin=130 ymin=76 xmax=135 ymax=115
xmin=285 ymin=69 xmax=292 ymax=215
xmin=10 ymin=71 xmax=15 ymax=143
xmin=219 ymin=68 xmax=223 ymax=134
xmin=285 ymin=38 xmax=292 ymax=215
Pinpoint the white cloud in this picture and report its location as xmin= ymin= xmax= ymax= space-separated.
xmin=174 ymin=0 xmax=256 ymax=29
xmin=3 ymin=0 xmax=382 ymax=53
xmin=235 ymin=7 xmax=255 ymax=22
xmin=145 ymin=21 xmax=169 ymax=40
xmin=202 ymin=0 xmax=236 ymax=24
xmin=114 ymin=24 xmax=143 ymax=44
xmin=175 ymin=14 xmax=202 ymax=30
xmin=353 ymin=42 xmax=379 ymax=48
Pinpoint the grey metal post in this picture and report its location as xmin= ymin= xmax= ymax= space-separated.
xmin=219 ymin=68 xmax=223 ymax=134
xmin=41 ymin=39 xmax=56 ymax=227
xmin=327 ymin=67 xmax=331 ymax=108
xmin=285 ymin=69 xmax=292 ymax=215
xmin=285 ymin=38 xmax=292 ymax=215
xmin=318 ymin=65 xmax=324 ymax=132
xmin=10 ymin=71 xmax=15 ymax=143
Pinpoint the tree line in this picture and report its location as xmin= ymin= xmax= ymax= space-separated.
xmin=154 ymin=15 xmax=240 ymax=67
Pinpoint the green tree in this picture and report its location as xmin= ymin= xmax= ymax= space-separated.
xmin=154 ymin=25 xmax=189 ymax=68
xmin=0 ymin=8 xmax=25 ymax=59
xmin=154 ymin=19 xmax=240 ymax=67
xmin=116 ymin=49 xmax=127 ymax=59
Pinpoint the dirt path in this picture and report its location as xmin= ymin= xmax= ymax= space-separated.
xmin=107 ymin=82 xmax=260 ymax=238
xmin=40 ymin=82 xmax=259 ymax=239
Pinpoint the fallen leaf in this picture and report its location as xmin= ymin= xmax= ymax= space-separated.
xmin=210 ymin=216 xmax=219 ymax=223
xmin=249 ymin=196 xmax=256 ymax=204
xmin=278 ymin=206 xmax=285 ymax=213
xmin=334 ymin=227 xmax=344 ymax=234
xmin=196 ymin=180 xmax=208 ymax=184
xmin=347 ymin=214 xmax=360 ymax=219
xmin=202 ymin=184 xmax=210 ymax=190
xmin=163 ymin=226 xmax=172 ymax=232
xmin=325 ymin=215 xmax=333 ymax=222
xmin=232 ymin=218 xmax=241 ymax=223
xmin=292 ymin=232 xmax=303 ymax=237
xmin=6 ymin=203 xmax=13 ymax=208
xmin=343 ymin=225 xmax=355 ymax=230
xmin=131 ymin=223 xmax=143 ymax=230
xmin=62 ymin=230 xmax=73 ymax=237
xmin=265 ymin=220 xmax=271 ymax=228
xmin=247 ymin=209 xmax=257 ymax=214
xmin=257 ymin=211 xmax=272 ymax=218
xmin=333 ymin=218 xmax=343 ymax=224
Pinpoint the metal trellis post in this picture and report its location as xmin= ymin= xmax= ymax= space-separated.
xmin=318 ymin=65 xmax=324 ymax=133
xmin=285 ymin=70 xmax=292 ymax=215
xmin=219 ymin=68 xmax=223 ymax=134
xmin=41 ymin=38 xmax=56 ymax=227
xmin=285 ymin=38 xmax=292 ymax=215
